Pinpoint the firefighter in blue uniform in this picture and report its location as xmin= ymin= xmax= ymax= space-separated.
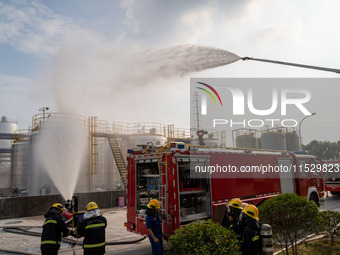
xmin=146 ymin=199 xmax=163 ymax=255
xmin=41 ymin=203 xmax=73 ymax=255
xmin=77 ymin=201 xmax=107 ymax=255
xmin=240 ymin=204 xmax=262 ymax=255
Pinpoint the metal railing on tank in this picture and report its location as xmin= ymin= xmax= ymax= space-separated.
xmin=112 ymin=122 xmax=167 ymax=136
xmin=13 ymin=129 xmax=30 ymax=143
xmin=32 ymin=112 xmax=86 ymax=131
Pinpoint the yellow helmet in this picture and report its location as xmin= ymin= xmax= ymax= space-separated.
xmin=228 ymin=198 xmax=243 ymax=210
xmin=242 ymin=204 xmax=259 ymax=220
xmin=147 ymin=199 xmax=161 ymax=210
xmin=86 ymin=201 xmax=99 ymax=211
xmin=51 ymin=203 xmax=64 ymax=212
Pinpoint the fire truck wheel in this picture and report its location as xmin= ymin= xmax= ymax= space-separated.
xmin=309 ymin=194 xmax=319 ymax=207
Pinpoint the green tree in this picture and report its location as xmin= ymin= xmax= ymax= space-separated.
xmin=303 ymin=140 xmax=340 ymax=160
xmin=259 ymin=193 xmax=320 ymax=255
xmin=166 ymin=219 xmax=241 ymax=255
xmin=319 ymin=210 xmax=340 ymax=246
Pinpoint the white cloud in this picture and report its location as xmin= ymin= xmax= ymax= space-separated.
xmin=1 ymin=0 xmax=340 ymax=144
xmin=0 ymin=73 xmax=32 ymax=127
xmin=0 ymin=0 xmax=104 ymax=56
xmin=0 ymin=73 xmax=31 ymax=93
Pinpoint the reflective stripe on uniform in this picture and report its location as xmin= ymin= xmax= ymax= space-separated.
xmin=85 ymin=223 xmax=106 ymax=229
xmin=84 ymin=241 xmax=106 ymax=248
xmin=252 ymin=235 xmax=259 ymax=242
xmin=43 ymin=220 xmax=57 ymax=225
xmin=41 ymin=240 xmax=61 ymax=245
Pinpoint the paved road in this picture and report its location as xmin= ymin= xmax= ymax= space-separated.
xmin=109 ymin=194 xmax=340 ymax=255
xmin=0 ymin=195 xmax=339 ymax=255
xmin=323 ymin=192 xmax=340 ymax=211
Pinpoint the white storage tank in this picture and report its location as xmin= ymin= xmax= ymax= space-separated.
xmin=28 ymin=130 xmax=59 ymax=196
xmin=236 ymin=134 xmax=258 ymax=149
xmin=285 ymin=131 xmax=301 ymax=151
xmin=128 ymin=134 xmax=167 ymax=148
xmin=11 ymin=140 xmax=29 ymax=190
xmin=0 ymin=116 xmax=18 ymax=190
xmin=91 ymin=139 xmax=122 ymax=191
xmin=261 ymin=131 xmax=287 ymax=150
xmin=256 ymin=138 xmax=262 ymax=149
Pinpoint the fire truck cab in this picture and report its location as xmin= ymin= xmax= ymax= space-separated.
xmin=125 ymin=143 xmax=324 ymax=238
xmin=324 ymin=161 xmax=340 ymax=195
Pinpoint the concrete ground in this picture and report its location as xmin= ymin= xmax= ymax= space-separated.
xmin=323 ymin=192 xmax=340 ymax=212
xmin=0 ymin=194 xmax=339 ymax=255
xmin=0 ymin=207 xmax=152 ymax=255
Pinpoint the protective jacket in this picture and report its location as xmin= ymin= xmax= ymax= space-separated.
xmin=241 ymin=217 xmax=262 ymax=255
xmin=221 ymin=207 xmax=242 ymax=235
xmin=41 ymin=208 xmax=71 ymax=251
xmin=77 ymin=215 xmax=107 ymax=255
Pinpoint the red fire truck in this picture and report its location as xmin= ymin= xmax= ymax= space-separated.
xmin=125 ymin=143 xmax=325 ymax=238
xmin=324 ymin=160 xmax=340 ymax=195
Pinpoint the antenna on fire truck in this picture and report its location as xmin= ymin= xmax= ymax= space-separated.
xmin=193 ymin=91 xmax=201 ymax=131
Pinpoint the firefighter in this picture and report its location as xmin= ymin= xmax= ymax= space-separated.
xmin=221 ymin=198 xmax=243 ymax=235
xmin=146 ymin=199 xmax=163 ymax=255
xmin=41 ymin=203 xmax=74 ymax=255
xmin=240 ymin=204 xmax=262 ymax=255
xmin=77 ymin=201 xmax=107 ymax=255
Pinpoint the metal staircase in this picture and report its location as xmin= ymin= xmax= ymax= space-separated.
xmin=107 ymin=133 xmax=127 ymax=188
xmin=88 ymin=116 xmax=127 ymax=190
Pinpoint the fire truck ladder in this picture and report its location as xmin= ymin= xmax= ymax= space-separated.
xmin=107 ymin=133 xmax=127 ymax=188
xmin=158 ymin=145 xmax=170 ymax=224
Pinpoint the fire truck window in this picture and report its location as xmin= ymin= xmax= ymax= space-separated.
xmin=299 ymin=160 xmax=309 ymax=178
xmin=310 ymin=159 xmax=322 ymax=178
xmin=136 ymin=162 xmax=159 ymax=214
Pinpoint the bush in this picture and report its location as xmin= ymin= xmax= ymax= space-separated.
xmin=166 ymin=219 xmax=241 ymax=255
xmin=259 ymin=193 xmax=319 ymax=255
xmin=319 ymin=210 xmax=340 ymax=246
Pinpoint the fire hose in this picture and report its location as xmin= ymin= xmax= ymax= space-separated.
xmin=0 ymin=225 xmax=146 ymax=254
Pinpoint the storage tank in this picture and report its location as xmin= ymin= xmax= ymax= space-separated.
xmin=236 ymin=134 xmax=257 ymax=149
xmin=0 ymin=116 xmax=17 ymax=148
xmin=285 ymin=131 xmax=301 ymax=151
xmin=256 ymin=138 xmax=262 ymax=149
xmin=0 ymin=116 xmax=18 ymax=190
xmin=11 ymin=140 xmax=29 ymax=190
xmin=92 ymin=139 xmax=118 ymax=191
xmin=28 ymin=130 xmax=59 ymax=196
xmin=127 ymin=134 xmax=167 ymax=149
xmin=261 ymin=132 xmax=287 ymax=150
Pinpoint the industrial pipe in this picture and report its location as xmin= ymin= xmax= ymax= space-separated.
xmin=241 ymin=57 xmax=340 ymax=74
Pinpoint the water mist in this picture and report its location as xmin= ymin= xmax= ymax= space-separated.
xmin=35 ymin=115 xmax=87 ymax=201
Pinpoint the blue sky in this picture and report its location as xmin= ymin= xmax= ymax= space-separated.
xmin=1 ymin=0 xmax=340 ymax=144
